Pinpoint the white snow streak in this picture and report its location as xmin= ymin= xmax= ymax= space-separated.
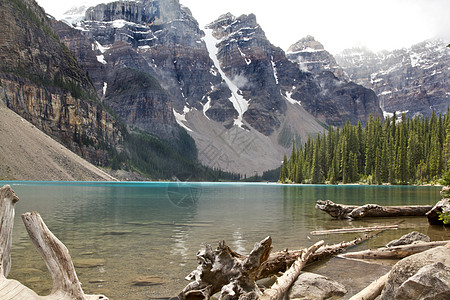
xmin=173 ymin=107 xmax=193 ymax=132
xmin=94 ymin=41 xmax=110 ymax=53
xmin=203 ymin=96 xmax=211 ymax=120
xmin=284 ymin=90 xmax=301 ymax=106
xmin=96 ymin=55 xmax=107 ymax=64
xmin=202 ymin=29 xmax=249 ymax=128
xmin=271 ymin=57 xmax=279 ymax=84
xmin=103 ymin=82 xmax=107 ymax=96
xmin=238 ymin=47 xmax=251 ymax=65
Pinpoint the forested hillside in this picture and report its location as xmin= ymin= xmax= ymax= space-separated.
xmin=280 ymin=110 xmax=450 ymax=185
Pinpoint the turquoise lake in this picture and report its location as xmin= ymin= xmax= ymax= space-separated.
xmin=1 ymin=181 xmax=447 ymax=299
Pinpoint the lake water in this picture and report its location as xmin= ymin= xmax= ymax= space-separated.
xmin=1 ymin=181 xmax=447 ymax=299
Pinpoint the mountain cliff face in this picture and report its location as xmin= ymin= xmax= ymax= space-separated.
xmin=282 ymin=35 xmax=382 ymax=125
xmin=0 ymin=0 xmax=123 ymax=166
xmin=53 ymin=0 xmax=383 ymax=175
xmin=205 ymin=13 xmax=382 ymax=129
xmin=335 ymin=40 xmax=449 ymax=118
xmin=286 ymin=35 xmax=347 ymax=80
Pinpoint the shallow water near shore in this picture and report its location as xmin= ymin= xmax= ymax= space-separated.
xmin=2 ymin=181 xmax=448 ymax=299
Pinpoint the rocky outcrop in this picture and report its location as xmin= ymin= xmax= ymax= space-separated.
xmin=385 ymin=232 xmax=431 ymax=247
xmin=0 ymin=0 xmax=123 ymax=166
xmin=285 ymin=36 xmax=383 ymax=125
xmin=336 ymin=40 xmax=450 ymax=118
xmin=287 ymin=35 xmax=347 ymax=80
xmin=287 ymin=272 xmax=347 ymax=299
xmin=380 ymin=243 xmax=450 ymax=299
xmin=55 ymin=0 xmax=236 ymax=138
xmin=394 ymin=262 xmax=450 ymax=300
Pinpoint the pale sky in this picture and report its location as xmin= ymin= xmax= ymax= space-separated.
xmin=36 ymin=0 xmax=450 ymax=54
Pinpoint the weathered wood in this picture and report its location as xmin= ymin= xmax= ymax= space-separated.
xmin=21 ymin=212 xmax=108 ymax=300
xmin=348 ymin=272 xmax=390 ymax=300
xmin=426 ymin=198 xmax=450 ymax=225
xmin=0 ymin=185 xmax=108 ymax=300
xmin=0 ymin=185 xmax=19 ymax=277
xmin=340 ymin=240 xmax=450 ymax=259
xmin=260 ymin=241 xmax=324 ymax=300
xmin=310 ymin=225 xmax=398 ymax=235
xmin=316 ymin=199 xmax=432 ymax=219
xmin=258 ymin=233 xmax=379 ymax=279
xmin=177 ymin=236 xmax=272 ymax=300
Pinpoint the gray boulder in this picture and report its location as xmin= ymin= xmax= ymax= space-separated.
xmin=381 ymin=244 xmax=450 ymax=299
xmin=287 ymin=272 xmax=347 ymax=300
xmin=385 ymin=231 xmax=430 ymax=247
xmin=395 ymin=262 xmax=450 ymax=300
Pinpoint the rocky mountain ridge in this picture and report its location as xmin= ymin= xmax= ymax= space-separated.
xmin=55 ymin=0 xmax=382 ymax=175
xmin=0 ymin=0 xmax=387 ymax=178
xmin=286 ymin=35 xmax=348 ymax=81
xmin=0 ymin=0 xmax=124 ymax=167
xmin=335 ymin=40 xmax=449 ymax=118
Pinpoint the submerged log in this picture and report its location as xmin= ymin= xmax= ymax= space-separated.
xmin=310 ymin=225 xmax=399 ymax=235
xmin=316 ymin=199 xmax=432 ymax=219
xmin=260 ymin=241 xmax=324 ymax=300
xmin=0 ymin=185 xmax=108 ymax=300
xmin=340 ymin=240 xmax=450 ymax=259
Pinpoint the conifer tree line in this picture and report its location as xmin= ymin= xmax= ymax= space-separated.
xmin=280 ymin=109 xmax=450 ymax=185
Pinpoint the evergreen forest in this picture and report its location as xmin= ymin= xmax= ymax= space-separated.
xmin=280 ymin=110 xmax=450 ymax=185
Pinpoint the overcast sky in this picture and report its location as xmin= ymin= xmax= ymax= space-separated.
xmin=36 ymin=0 xmax=450 ymax=54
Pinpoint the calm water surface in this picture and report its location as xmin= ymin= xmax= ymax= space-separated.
xmin=1 ymin=181 xmax=447 ymax=299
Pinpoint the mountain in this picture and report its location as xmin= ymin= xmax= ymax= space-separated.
xmin=335 ymin=40 xmax=450 ymax=118
xmin=286 ymin=35 xmax=348 ymax=81
xmin=0 ymin=0 xmax=123 ymax=167
xmin=0 ymin=101 xmax=117 ymax=181
xmin=53 ymin=0 xmax=382 ymax=175
xmin=283 ymin=35 xmax=382 ymax=126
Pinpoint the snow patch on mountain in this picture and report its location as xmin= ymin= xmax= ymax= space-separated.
xmin=202 ymin=28 xmax=249 ymax=127
xmin=173 ymin=107 xmax=193 ymax=132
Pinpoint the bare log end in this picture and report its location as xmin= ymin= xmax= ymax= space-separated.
xmin=0 ymin=185 xmax=19 ymax=204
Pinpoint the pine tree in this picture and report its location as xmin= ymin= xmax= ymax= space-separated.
xmin=279 ymin=111 xmax=447 ymax=185
xmin=280 ymin=154 xmax=288 ymax=183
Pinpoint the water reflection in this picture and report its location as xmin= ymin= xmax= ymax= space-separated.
xmin=1 ymin=181 xmax=444 ymax=299
xmin=171 ymin=226 xmax=190 ymax=266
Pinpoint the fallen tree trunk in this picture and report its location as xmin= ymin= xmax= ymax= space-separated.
xmin=316 ymin=200 xmax=432 ymax=219
xmin=340 ymin=240 xmax=450 ymax=259
xmin=257 ymin=230 xmax=387 ymax=279
xmin=426 ymin=198 xmax=450 ymax=225
xmin=260 ymin=241 xmax=324 ymax=300
xmin=348 ymin=272 xmax=390 ymax=300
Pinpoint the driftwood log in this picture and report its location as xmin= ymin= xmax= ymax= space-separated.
xmin=259 ymin=241 xmax=324 ymax=300
xmin=426 ymin=198 xmax=450 ymax=225
xmin=177 ymin=236 xmax=273 ymax=299
xmin=316 ymin=199 xmax=432 ymax=219
xmin=0 ymin=185 xmax=108 ymax=300
xmin=310 ymin=225 xmax=399 ymax=235
xmin=257 ymin=235 xmax=369 ymax=279
xmin=339 ymin=240 xmax=450 ymax=259
xmin=177 ymin=232 xmax=384 ymax=299
xmin=348 ymin=272 xmax=390 ymax=300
